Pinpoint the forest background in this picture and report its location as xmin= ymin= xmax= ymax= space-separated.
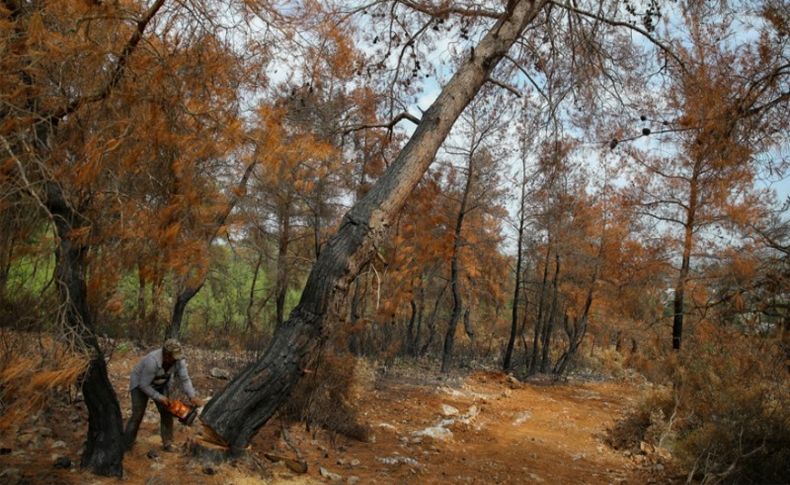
xmin=0 ymin=0 xmax=788 ymax=483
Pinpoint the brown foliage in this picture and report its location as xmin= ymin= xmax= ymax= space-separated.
xmin=279 ymin=351 xmax=373 ymax=443
xmin=0 ymin=332 xmax=88 ymax=431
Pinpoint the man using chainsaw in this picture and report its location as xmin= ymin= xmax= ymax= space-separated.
xmin=123 ymin=338 xmax=203 ymax=451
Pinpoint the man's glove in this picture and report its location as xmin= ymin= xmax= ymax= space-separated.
xmin=158 ymin=397 xmax=170 ymax=407
xmin=189 ymin=397 xmax=204 ymax=408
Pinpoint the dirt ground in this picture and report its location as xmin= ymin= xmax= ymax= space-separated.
xmin=0 ymin=345 xmax=677 ymax=484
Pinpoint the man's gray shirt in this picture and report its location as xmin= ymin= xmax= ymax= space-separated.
xmin=129 ymin=348 xmax=196 ymax=402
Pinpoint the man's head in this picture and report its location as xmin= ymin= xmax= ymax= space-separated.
xmin=163 ymin=338 xmax=184 ymax=362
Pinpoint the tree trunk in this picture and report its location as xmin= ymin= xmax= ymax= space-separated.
xmin=199 ymin=0 xmax=546 ymax=452
xmin=406 ymin=298 xmax=417 ymax=355
xmin=462 ymin=307 xmax=475 ymax=345
xmin=168 ymin=283 xmax=202 ymax=339
xmin=46 ymin=183 xmax=124 ymax=476
xmin=540 ymin=253 xmax=560 ymax=373
xmin=529 ymin=242 xmax=551 ymax=374
xmin=441 ymin=144 xmax=476 ymax=374
xmin=413 ymin=278 xmax=425 ymax=356
xmin=275 ymin=197 xmax=291 ymax=329
xmin=673 ymin=175 xmax=697 ymax=350
xmin=245 ymin=251 xmax=263 ymax=331
xmin=420 ymin=282 xmax=448 ymax=356
xmin=504 ymin=182 xmax=527 ymax=370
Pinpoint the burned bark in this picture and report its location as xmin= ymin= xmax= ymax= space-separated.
xmin=200 ymin=0 xmax=547 ymax=452
xmin=529 ymin=242 xmax=552 ymax=374
xmin=46 ymin=182 xmax=124 ymax=476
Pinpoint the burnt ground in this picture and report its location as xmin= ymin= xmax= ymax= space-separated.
xmin=0 ymin=345 xmax=679 ymax=484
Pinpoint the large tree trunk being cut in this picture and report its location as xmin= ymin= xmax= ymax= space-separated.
xmin=199 ymin=0 xmax=547 ymax=452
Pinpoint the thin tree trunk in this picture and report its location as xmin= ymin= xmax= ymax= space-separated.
xmin=275 ymin=198 xmax=291 ymax=329
xmin=413 ymin=278 xmax=425 ymax=356
xmin=406 ymin=298 xmax=417 ymax=355
xmin=540 ymin=253 xmax=560 ymax=373
xmin=441 ymin=147 xmax=476 ymax=374
xmin=245 ymin=251 xmax=263 ymax=331
xmin=529 ymin=242 xmax=551 ymax=374
xmin=673 ymin=174 xmax=697 ymax=350
xmin=420 ymin=282 xmax=448 ymax=356
xmin=504 ymin=185 xmax=526 ymax=370
xmin=199 ymin=0 xmax=547 ymax=452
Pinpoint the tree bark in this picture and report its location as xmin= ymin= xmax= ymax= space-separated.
xmin=529 ymin=241 xmax=551 ymax=374
xmin=406 ymin=298 xmax=418 ymax=355
xmin=420 ymin=282 xmax=448 ymax=356
xmin=412 ymin=277 xmax=425 ymax=356
xmin=275 ymin=197 xmax=291 ymax=329
xmin=504 ymin=179 xmax=527 ymax=370
xmin=199 ymin=0 xmax=546 ymax=451
xmin=673 ymin=171 xmax=698 ymax=350
xmin=540 ymin=253 xmax=560 ymax=373
xmin=46 ymin=182 xmax=124 ymax=476
xmin=245 ymin=251 xmax=263 ymax=331
xmin=441 ymin=146 xmax=476 ymax=373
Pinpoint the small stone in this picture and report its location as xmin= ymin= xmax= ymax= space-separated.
xmin=17 ymin=433 xmax=37 ymax=448
xmin=347 ymin=476 xmax=360 ymax=485
xmin=440 ymin=404 xmax=459 ymax=416
xmin=146 ymin=449 xmax=160 ymax=460
xmin=53 ymin=456 xmax=72 ymax=469
xmin=51 ymin=440 xmax=67 ymax=449
xmin=412 ymin=426 xmax=453 ymax=441
xmin=512 ymin=411 xmax=531 ymax=425
xmin=209 ymin=367 xmax=230 ymax=380
xmin=319 ymin=466 xmax=342 ymax=482
xmin=349 ymin=459 xmax=360 ymax=467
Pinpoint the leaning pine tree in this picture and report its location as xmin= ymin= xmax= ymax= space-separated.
xmin=199 ymin=0 xmax=549 ymax=452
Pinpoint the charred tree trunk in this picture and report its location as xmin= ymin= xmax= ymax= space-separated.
xmin=275 ymin=197 xmax=291 ymax=329
xmin=412 ymin=279 xmax=425 ymax=356
xmin=555 ymin=232 xmax=603 ymax=375
xmin=245 ymin=251 xmax=263 ymax=331
xmin=673 ymin=174 xmax=697 ymax=350
xmin=441 ymin=145 xmax=476 ymax=374
xmin=462 ymin=307 xmax=475 ymax=346
xmin=540 ymin=253 xmax=560 ymax=373
xmin=348 ymin=276 xmax=364 ymax=355
xmin=529 ymin=242 xmax=551 ymax=374
xmin=46 ymin=183 xmax=124 ymax=476
xmin=420 ymin=282 xmax=448 ymax=356
xmin=406 ymin=298 xmax=418 ymax=355
xmin=504 ymin=183 xmax=527 ymax=370
xmin=200 ymin=0 xmax=546 ymax=452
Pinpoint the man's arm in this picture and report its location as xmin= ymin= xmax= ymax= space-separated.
xmin=137 ymin=357 xmax=167 ymax=403
xmin=176 ymin=359 xmax=197 ymax=400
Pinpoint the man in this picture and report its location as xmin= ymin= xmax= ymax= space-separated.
xmin=123 ymin=338 xmax=203 ymax=451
